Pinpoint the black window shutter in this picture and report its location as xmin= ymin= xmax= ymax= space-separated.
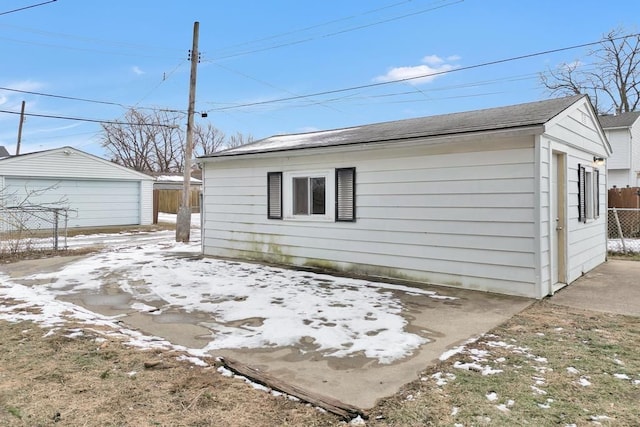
xmin=578 ymin=164 xmax=586 ymax=223
xmin=267 ymin=172 xmax=282 ymax=219
xmin=594 ymin=167 xmax=600 ymax=218
xmin=335 ymin=167 xmax=356 ymax=222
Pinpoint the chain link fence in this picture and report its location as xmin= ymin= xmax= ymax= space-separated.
xmin=0 ymin=206 xmax=70 ymax=256
xmin=608 ymin=208 xmax=640 ymax=254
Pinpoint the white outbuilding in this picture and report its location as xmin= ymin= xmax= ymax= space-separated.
xmin=0 ymin=146 xmax=153 ymax=228
xmin=198 ymin=95 xmax=611 ymax=299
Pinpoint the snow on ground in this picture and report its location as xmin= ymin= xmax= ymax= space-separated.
xmin=157 ymin=212 xmax=201 ymax=228
xmin=0 ymin=218 xmax=453 ymax=364
xmin=608 ymin=238 xmax=640 ymax=253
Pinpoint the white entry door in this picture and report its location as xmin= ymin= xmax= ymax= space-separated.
xmin=550 ymin=152 xmax=567 ymax=293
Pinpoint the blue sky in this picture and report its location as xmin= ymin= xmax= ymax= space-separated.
xmin=0 ymin=0 xmax=638 ymax=157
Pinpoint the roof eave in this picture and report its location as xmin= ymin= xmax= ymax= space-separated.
xmin=198 ymin=124 xmax=544 ymax=163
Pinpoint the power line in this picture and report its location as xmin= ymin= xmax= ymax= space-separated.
xmin=0 ymin=35 xmax=176 ymax=59
xmin=206 ymin=33 xmax=640 ymax=112
xmin=0 ymin=86 xmax=125 ymax=107
xmin=0 ymin=108 xmax=179 ymax=128
xmin=0 ymin=0 xmax=57 ymax=16
xmin=219 ymin=0 xmax=414 ymax=52
xmin=207 ymin=0 xmax=462 ymax=61
xmin=212 ymin=62 xmax=344 ymax=113
xmin=0 ymin=85 xmax=187 ymax=114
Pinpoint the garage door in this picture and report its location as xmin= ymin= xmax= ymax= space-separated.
xmin=4 ymin=178 xmax=140 ymax=228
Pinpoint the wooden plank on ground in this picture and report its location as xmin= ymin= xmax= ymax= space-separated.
xmin=219 ymin=356 xmax=367 ymax=421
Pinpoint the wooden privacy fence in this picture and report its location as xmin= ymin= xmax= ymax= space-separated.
xmin=608 ymin=187 xmax=640 ymax=208
xmin=608 ymin=188 xmax=640 ymax=251
xmin=153 ymin=189 xmax=200 ymax=218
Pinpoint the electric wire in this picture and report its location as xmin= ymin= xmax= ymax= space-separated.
xmin=0 ymin=0 xmax=57 ymax=16
xmin=205 ymin=33 xmax=640 ymax=112
xmin=207 ymin=0 xmax=462 ymax=61
xmin=0 ymin=108 xmax=178 ymax=127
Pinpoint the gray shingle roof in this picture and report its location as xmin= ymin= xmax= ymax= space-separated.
xmin=205 ymin=95 xmax=585 ymax=157
xmin=598 ymin=111 xmax=640 ymax=129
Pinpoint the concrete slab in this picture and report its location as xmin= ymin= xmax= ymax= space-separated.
xmin=1 ymin=254 xmax=533 ymax=409
xmin=549 ymin=259 xmax=640 ymax=317
xmin=217 ymin=287 xmax=532 ymax=408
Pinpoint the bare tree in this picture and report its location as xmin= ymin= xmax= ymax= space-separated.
xmin=226 ymin=131 xmax=254 ymax=149
xmin=193 ymin=122 xmax=227 ymax=156
xmin=101 ymin=109 xmax=183 ymax=173
xmin=541 ymin=28 xmax=640 ymax=114
xmin=100 ymin=109 xmax=255 ymax=172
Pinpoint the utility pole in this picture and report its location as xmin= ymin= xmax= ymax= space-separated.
xmin=16 ymin=100 xmax=25 ymax=155
xmin=176 ymin=21 xmax=200 ymax=243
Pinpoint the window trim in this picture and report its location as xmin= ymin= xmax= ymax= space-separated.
xmin=283 ymin=170 xmax=333 ymax=221
xmin=335 ymin=167 xmax=356 ymax=222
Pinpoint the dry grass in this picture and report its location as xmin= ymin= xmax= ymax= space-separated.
xmin=369 ymin=301 xmax=640 ymax=426
xmin=1 ymin=223 xmax=174 ymax=264
xmin=2 ymin=302 xmax=639 ymax=426
xmin=0 ymin=321 xmax=341 ymax=427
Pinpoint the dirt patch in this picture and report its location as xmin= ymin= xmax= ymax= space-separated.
xmin=0 ymin=320 xmax=341 ymax=427
xmin=0 ymin=248 xmax=98 ymax=265
xmin=2 ymin=302 xmax=639 ymax=426
xmin=368 ymin=301 xmax=640 ymax=426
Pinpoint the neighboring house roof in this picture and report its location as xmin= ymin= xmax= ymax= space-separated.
xmin=202 ymin=95 xmax=586 ymax=158
xmin=0 ymin=146 xmax=154 ymax=180
xmin=0 ymin=146 xmax=10 ymax=158
xmin=598 ymin=111 xmax=640 ymax=129
xmin=155 ymin=174 xmax=202 ymax=184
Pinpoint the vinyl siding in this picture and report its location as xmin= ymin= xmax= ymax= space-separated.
xmin=632 ymin=121 xmax=640 ymax=186
xmin=606 ymin=128 xmax=631 ymax=170
xmin=140 ymin=180 xmax=153 ymax=225
xmin=4 ymin=178 xmax=141 ymax=228
xmin=1 ymin=148 xmax=153 ymax=227
xmin=565 ymin=149 xmax=608 ymax=283
xmin=0 ymin=148 xmax=152 ymax=181
xmin=202 ymin=136 xmax=540 ymax=297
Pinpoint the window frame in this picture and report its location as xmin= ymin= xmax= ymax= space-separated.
xmin=283 ymin=170 xmax=334 ymax=221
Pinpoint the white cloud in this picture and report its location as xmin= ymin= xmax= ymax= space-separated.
xmin=6 ymin=80 xmax=45 ymax=92
xmin=0 ymin=80 xmax=46 ymax=108
xmin=132 ymin=66 xmax=145 ymax=75
xmin=374 ymin=54 xmax=460 ymax=85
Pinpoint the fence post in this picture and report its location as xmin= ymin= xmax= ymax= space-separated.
xmin=613 ymin=208 xmax=627 ymax=253
xmin=153 ymin=189 xmax=159 ymax=224
xmin=53 ymin=209 xmax=59 ymax=251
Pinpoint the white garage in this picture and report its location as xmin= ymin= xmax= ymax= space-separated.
xmin=0 ymin=146 xmax=153 ymax=228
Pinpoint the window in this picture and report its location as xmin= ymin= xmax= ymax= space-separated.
xmin=336 ymin=167 xmax=356 ymax=221
xmin=578 ymin=164 xmax=599 ymax=223
xmin=293 ymin=176 xmax=326 ymax=215
xmin=267 ymin=172 xmax=282 ymax=219
xmin=267 ymin=167 xmax=356 ymax=222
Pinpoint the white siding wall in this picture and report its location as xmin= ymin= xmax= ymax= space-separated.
xmin=202 ymin=137 xmax=540 ymax=297
xmin=604 ymin=122 xmax=640 ymax=188
xmin=1 ymin=148 xmax=153 ymax=227
xmin=140 ymin=180 xmax=153 ymax=225
xmin=565 ymin=148 xmax=607 ymax=283
xmin=608 ymin=169 xmax=631 ymax=189
xmin=537 ymin=140 xmax=550 ymax=298
xmin=605 ymin=128 xmax=631 ymax=170
xmin=4 ymin=178 xmax=141 ymax=228
xmin=0 ymin=148 xmax=150 ymax=180
xmin=632 ymin=122 xmax=640 ymax=186
xmin=544 ymin=100 xmax=608 ymax=287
